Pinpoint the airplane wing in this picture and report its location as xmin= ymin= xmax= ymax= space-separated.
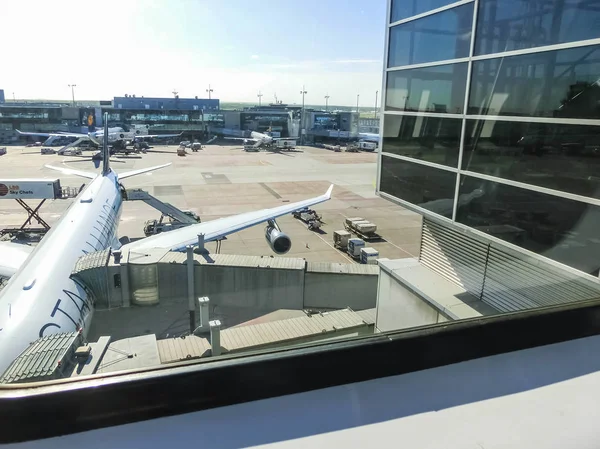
xmin=121 ymin=184 xmax=334 ymax=252
xmin=223 ymin=137 xmax=251 ymax=141
xmin=0 ymin=242 xmax=34 ymax=278
xmin=16 ymin=130 xmax=88 ymax=139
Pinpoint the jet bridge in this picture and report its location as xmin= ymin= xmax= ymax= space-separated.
xmin=124 ymin=189 xmax=199 ymax=224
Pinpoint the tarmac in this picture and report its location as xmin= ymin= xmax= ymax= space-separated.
xmin=0 ymin=143 xmax=422 ymax=262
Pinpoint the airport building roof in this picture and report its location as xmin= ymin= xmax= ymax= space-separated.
xmin=0 ymin=332 xmax=84 ymax=384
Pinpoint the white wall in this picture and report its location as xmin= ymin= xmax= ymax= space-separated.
xmin=375 ymin=268 xmax=447 ymax=332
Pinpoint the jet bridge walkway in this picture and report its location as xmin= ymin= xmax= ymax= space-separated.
xmin=124 ymin=189 xmax=198 ymax=224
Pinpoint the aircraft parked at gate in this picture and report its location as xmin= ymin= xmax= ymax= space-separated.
xmin=0 ymin=115 xmax=333 ymax=377
xmin=16 ymin=124 xmax=180 ymax=154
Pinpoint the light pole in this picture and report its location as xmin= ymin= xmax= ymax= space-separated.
xmin=257 ymin=91 xmax=263 ymax=107
xmin=300 ymin=85 xmax=307 ymax=144
xmin=356 ymin=94 xmax=360 ymax=113
xmin=374 ymin=90 xmax=378 ymax=119
xmin=324 ymin=94 xmax=330 ymax=112
xmin=206 ymin=84 xmax=214 ymax=99
xmin=68 ymin=84 xmax=77 ymax=106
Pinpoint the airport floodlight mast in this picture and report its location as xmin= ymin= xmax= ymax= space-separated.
xmin=258 ymin=91 xmax=263 ymax=107
xmin=172 ymin=89 xmax=179 ymax=98
xmin=374 ymin=90 xmax=378 ymax=119
xmin=356 ymin=94 xmax=360 ymax=113
xmin=206 ymin=84 xmax=214 ymax=99
xmin=68 ymin=84 xmax=77 ymax=106
xmin=300 ymin=85 xmax=307 ymax=144
xmin=325 ymin=94 xmax=330 ymax=112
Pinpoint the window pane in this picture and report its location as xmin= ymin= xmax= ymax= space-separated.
xmin=463 ymin=120 xmax=600 ymax=199
xmin=383 ymin=115 xmax=461 ymax=167
xmin=456 ymin=175 xmax=600 ymax=274
xmin=475 ymin=0 xmax=600 ymax=56
xmin=386 ymin=63 xmax=468 ymax=113
xmin=388 ymin=4 xmax=473 ymax=67
xmin=391 ymin=0 xmax=460 ymax=23
xmin=380 ymin=155 xmax=457 ymax=218
xmin=468 ymin=45 xmax=600 ymax=118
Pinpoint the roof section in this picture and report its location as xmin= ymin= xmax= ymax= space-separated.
xmin=0 ymin=332 xmax=83 ymax=384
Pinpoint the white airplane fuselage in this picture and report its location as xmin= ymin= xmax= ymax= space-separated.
xmin=248 ymin=131 xmax=274 ymax=146
xmin=88 ymin=127 xmax=146 ymax=145
xmin=0 ymin=171 xmax=122 ymax=375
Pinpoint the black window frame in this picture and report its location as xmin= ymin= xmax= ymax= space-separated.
xmin=1 ymin=300 xmax=599 ymax=443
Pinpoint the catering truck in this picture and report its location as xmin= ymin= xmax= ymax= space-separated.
xmin=0 ymin=179 xmax=62 ymax=199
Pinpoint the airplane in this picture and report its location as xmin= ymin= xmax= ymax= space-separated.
xmin=226 ymin=131 xmax=297 ymax=151
xmin=0 ymin=114 xmax=333 ymax=377
xmin=16 ymin=124 xmax=181 ymax=155
xmin=358 ymin=132 xmax=380 ymax=144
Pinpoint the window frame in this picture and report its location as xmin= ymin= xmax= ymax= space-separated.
xmin=1 ymin=299 xmax=599 ymax=443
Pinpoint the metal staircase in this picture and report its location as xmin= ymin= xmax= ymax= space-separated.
xmin=125 ymin=189 xmax=198 ymax=224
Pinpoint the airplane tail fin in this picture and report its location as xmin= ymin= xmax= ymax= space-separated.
xmin=102 ymin=113 xmax=110 ymax=176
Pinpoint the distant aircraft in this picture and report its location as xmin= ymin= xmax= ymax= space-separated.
xmin=227 ymin=131 xmax=296 ymax=151
xmin=16 ymin=124 xmax=181 ymax=155
xmin=358 ymin=132 xmax=380 ymax=144
xmin=0 ymin=115 xmax=333 ymax=376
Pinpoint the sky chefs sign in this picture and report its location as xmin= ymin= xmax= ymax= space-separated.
xmin=0 ymin=184 xmax=34 ymax=196
xmin=0 ymin=179 xmax=61 ymax=199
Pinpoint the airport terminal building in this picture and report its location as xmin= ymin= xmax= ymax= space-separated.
xmin=378 ymin=0 xmax=600 ymax=276
xmin=0 ymin=95 xmax=360 ymax=143
xmin=0 ymin=99 xmax=221 ymax=143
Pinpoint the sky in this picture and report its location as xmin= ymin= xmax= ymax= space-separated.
xmin=2 ymin=0 xmax=386 ymax=106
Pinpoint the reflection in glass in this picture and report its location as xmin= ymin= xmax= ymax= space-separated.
xmin=386 ymin=63 xmax=468 ymax=113
xmin=475 ymin=0 xmax=600 ymax=56
xmin=380 ymin=155 xmax=457 ymax=218
xmin=388 ymin=4 xmax=473 ymax=67
xmin=463 ymin=120 xmax=600 ymax=199
xmin=456 ymin=175 xmax=600 ymax=274
xmin=391 ymin=0 xmax=460 ymax=23
xmin=469 ymin=45 xmax=600 ymax=118
xmin=383 ymin=115 xmax=461 ymax=167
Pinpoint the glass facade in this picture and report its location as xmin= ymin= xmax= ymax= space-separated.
xmin=383 ymin=115 xmax=461 ymax=167
xmin=456 ymin=175 xmax=600 ymax=274
xmin=391 ymin=0 xmax=458 ymax=23
xmin=475 ymin=0 xmax=600 ymax=56
xmin=388 ymin=3 xmax=473 ymax=67
xmin=380 ymin=156 xmax=457 ymax=218
xmin=380 ymin=0 xmax=600 ymax=274
xmin=385 ymin=63 xmax=468 ymax=113
xmin=469 ymin=45 xmax=600 ymax=118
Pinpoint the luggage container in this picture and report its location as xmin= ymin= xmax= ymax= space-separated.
xmin=360 ymin=247 xmax=379 ymax=265
xmin=347 ymin=238 xmax=365 ymax=258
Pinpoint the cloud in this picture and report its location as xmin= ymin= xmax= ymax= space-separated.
xmin=251 ymin=54 xmax=260 ymax=59
xmin=258 ymin=59 xmax=380 ymax=71
xmin=333 ymin=59 xmax=380 ymax=64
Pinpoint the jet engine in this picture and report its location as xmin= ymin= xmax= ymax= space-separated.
xmin=265 ymin=219 xmax=292 ymax=254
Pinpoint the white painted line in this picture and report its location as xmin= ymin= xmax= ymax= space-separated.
xmin=290 ymin=216 xmax=355 ymax=263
